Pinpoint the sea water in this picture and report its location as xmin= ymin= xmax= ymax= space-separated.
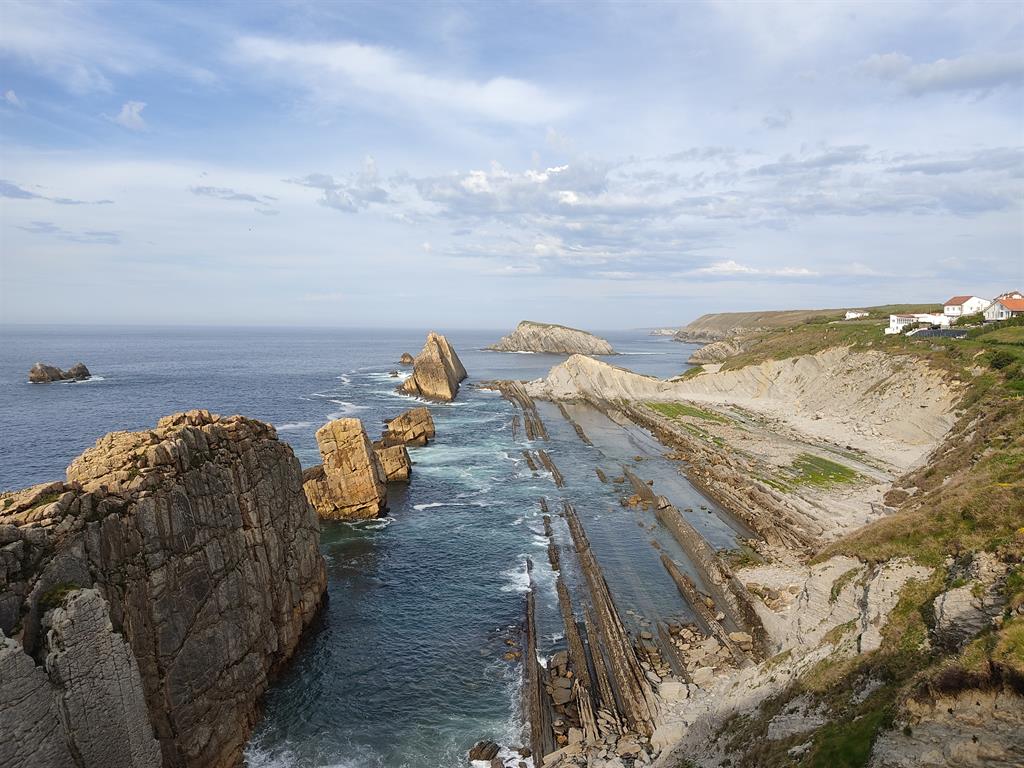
xmin=0 ymin=326 xmax=700 ymax=768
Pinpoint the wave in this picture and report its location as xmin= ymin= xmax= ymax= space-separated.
xmin=413 ymin=502 xmax=445 ymax=511
xmin=499 ymin=561 xmax=531 ymax=594
xmin=326 ymin=400 xmax=367 ymax=419
xmin=276 ymin=421 xmax=313 ymax=432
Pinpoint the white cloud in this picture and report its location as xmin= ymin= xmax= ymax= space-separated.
xmin=863 ymin=51 xmax=1024 ymax=95
xmin=0 ymin=0 xmax=215 ymax=93
xmin=109 ymin=101 xmax=147 ymax=130
xmin=693 ymin=260 xmax=818 ymax=278
xmin=4 ymin=89 xmax=23 ymax=107
xmin=233 ymin=36 xmax=573 ymax=124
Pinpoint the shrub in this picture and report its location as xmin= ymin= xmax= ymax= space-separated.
xmin=989 ymin=350 xmax=1015 ymax=370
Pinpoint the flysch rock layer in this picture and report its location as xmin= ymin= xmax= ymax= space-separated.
xmin=303 ymin=417 xmax=388 ymax=519
xmin=0 ymin=409 xmax=327 ymax=768
xmin=526 ymin=349 xmax=961 ymax=469
xmin=488 ymin=320 xmax=616 ymax=355
xmin=399 ymin=332 xmax=468 ymax=402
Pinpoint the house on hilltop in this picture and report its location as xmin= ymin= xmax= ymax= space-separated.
xmin=984 ymin=294 xmax=1024 ymax=322
xmin=943 ymin=295 xmax=991 ymax=318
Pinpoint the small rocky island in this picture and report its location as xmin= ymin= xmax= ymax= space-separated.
xmin=28 ymin=362 xmax=91 ymax=383
xmin=399 ymin=331 xmax=467 ymax=402
xmin=488 ymin=321 xmax=615 ymax=355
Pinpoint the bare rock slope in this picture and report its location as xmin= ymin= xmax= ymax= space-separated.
xmin=0 ymin=410 xmax=327 ymax=768
xmin=527 ymin=349 xmax=960 ymax=469
xmin=488 ymin=320 xmax=615 ymax=355
xmin=400 ymin=332 xmax=467 ymax=402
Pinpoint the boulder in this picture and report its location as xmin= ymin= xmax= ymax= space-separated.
xmin=28 ymin=362 xmax=91 ymax=383
xmin=399 ymin=332 xmax=467 ymax=402
xmin=375 ymin=445 xmax=411 ymax=482
xmin=381 ymin=407 xmax=436 ymax=447
xmin=399 ymin=352 xmax=415 ymax=365
xmin=469 ymin=740 xmax=500 ymax=761
xmin=488 ymin=321 xmax=616 ymax=355
xmin=303 ymin=418 xmax=387 ymax=519
xmin=0 ymin=409 xmax=326 ymax=768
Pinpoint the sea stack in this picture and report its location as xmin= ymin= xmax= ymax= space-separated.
xmin=399 ymin=332 xmax=467 ymax=402
xmin=28 ymin=362 xmax=91 ymax=383
xmin=303 ymin=417 xmax=388 ymax=519
xmin=0 ymin=410 xmax=326 ymax=768
xmin=488 ymin=320 xmax=615 ymax=355
xmin=380 ymin=407 xmax=436 ymax=447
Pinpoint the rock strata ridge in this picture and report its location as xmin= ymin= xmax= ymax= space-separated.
xmin=0 ymin=409 xmax=327 ymax=768
xmin=488 ymin=320 xmax=615 ymax=355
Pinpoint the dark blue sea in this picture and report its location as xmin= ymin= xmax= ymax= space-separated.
xmin=0 ymin=326 xmax=724 ymax=768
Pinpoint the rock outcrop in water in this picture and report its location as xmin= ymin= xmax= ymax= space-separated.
xmin=0 ymin=410 xmax=326 ymax=768
xmin=488 ymin=320 xmax=615 ymax=355
xmin=399 ymin=352 xmax=414 ymax=365
xmin=380 ymin=406 xmax=436 ymax=447
xmin=399 ymin=332 xmax=467 ymax=402
xmin=303 ymin=417 xmax=388 ymax=519
xmin=28 ymin=361 xmax=91 ymax=383
xmin=375 ymin=445 xmax=411 ymax=482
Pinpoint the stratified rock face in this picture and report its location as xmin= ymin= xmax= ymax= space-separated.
xmin=375 ymin=445 xmax=411 ymax=482
xmin=488 ymin=320 xmax=615 ymax=355
xmin=28 ymin=361 xmax=91 ymax=383
xmin=0 ymin=410 xmax=327 ymax=768
xmin=399 ymin=332 xmax=468 ymax=402
xmin=381 ymin=407 xmax=436 ymax=447
xmin=303 ymin=417 xmax=387 ymax=519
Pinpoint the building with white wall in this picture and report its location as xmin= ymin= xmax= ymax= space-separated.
xmin=885 ymin=313 xmax=951 ymax=335
xmin=943 ymin=296 xmax=991 ymax=318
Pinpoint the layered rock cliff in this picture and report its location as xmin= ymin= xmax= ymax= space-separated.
xmin=399 ymin=332 xmax=467 ymax=402
xmin=303 ymin=418 xmax=388 ymax=519
xmin=0 ymin=410 xmax=327 ymax=768
xmin=488 ymin=321 xmax=615 ymax=355
xmin=526 ymin=349 xmax=960 ymax=469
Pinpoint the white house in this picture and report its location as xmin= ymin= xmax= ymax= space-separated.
xmin=885 ymin=313 xmax=951 ymax=335
xmin=943 ymin=295 xmax=991 ymax=318
xmin=984 ymin=295 xmax=1024 ymax=322
xmin=844 ymin=310 xmax=869 ymax=320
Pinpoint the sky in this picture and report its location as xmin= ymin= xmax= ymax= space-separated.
xmin=1 ymin=0 xmax=1022 ymax=329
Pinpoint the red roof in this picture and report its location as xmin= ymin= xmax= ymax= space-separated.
xmin=996 ymin=298 xmax=1024 ymax=312
xmin=944 ymin=295 xmax=975 ymax=306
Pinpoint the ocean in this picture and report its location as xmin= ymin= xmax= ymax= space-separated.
xmin=0 ymin=325 xmax=713 ymax=768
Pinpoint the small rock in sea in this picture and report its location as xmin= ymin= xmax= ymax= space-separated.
xmin=468 ymin=740 xmax=500 ymax=762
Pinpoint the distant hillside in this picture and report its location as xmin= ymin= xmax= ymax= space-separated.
xmin=676 ymin=304 xmax=938 ymax=342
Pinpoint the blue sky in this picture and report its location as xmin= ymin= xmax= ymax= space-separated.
xmin=1 ymin=0 xmax=1022 ymax=328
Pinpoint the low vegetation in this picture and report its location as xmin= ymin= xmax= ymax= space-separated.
xmin=683 ymin=307 xmax=1024 ymax=767
xmin=647 ymin=401 xmax=731 ymax=424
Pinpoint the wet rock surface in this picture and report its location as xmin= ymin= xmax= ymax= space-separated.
xmin=0 ymin=409 xmax=327 ymax=768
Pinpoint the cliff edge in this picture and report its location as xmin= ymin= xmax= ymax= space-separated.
xmin=488 ymin=321 xmax=615 ymax=355
xmin=0 ymin=410 xmax=327 ymax=768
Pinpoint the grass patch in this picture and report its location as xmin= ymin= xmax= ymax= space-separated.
xmin=787 ymin=453 xmax=859 ymax=487
xmin=39 ymin=582 xmax=79 ymax=611
xmin=677 ymin=365 xmax=705 ymax=380
xmin=807 ymin=699 xmax=892 ymax=768
xmin=830 ymin=568 xmax=861 ymax=603
xmin=647 ymin=401 xmax=731 ymax=424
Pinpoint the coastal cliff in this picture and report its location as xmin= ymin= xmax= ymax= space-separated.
xmin=400 ymin=332 xmax=467 ymax=402
xmin=526 ymin=349 xmax=960 ymax=468
xmin=0 ymin=410 xmax=327 ymax=768
xmin=489 ymin=321 xmax=615 ymax=355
